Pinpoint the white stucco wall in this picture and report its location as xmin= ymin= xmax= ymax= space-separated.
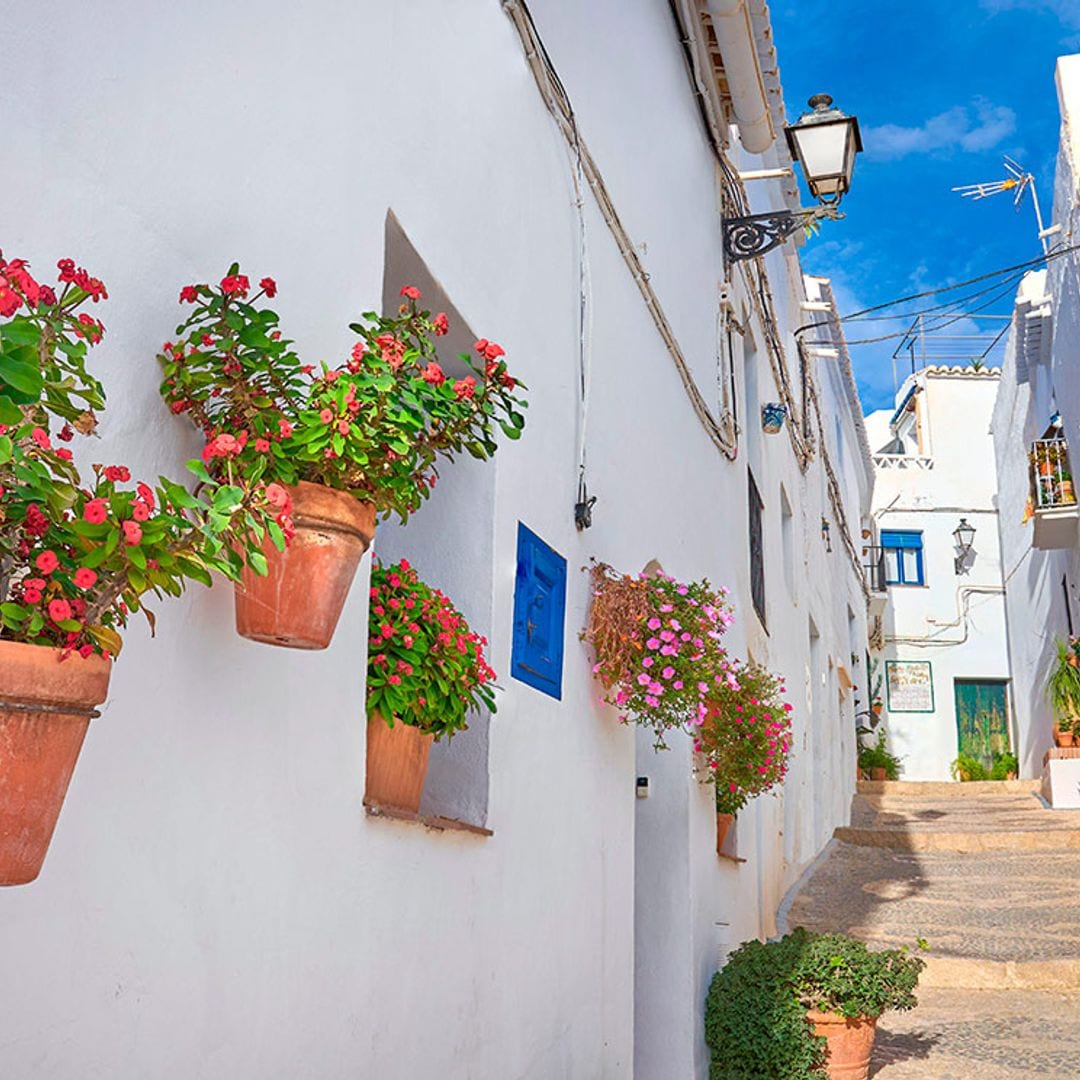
xmin=0 ymin=4 xmax=871 ymax=1078
xmin=991 ymin=53 xmax=1080 ymax=779
xmin=871 ymin=370 xmax=1012 ymax=780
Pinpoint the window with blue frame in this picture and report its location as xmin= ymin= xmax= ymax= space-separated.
xmin=881 ymin=530 xmax=924 ymax=586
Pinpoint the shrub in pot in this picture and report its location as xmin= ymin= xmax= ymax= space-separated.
xmin=1048 ymin=637 xmax=1080 ymax=746
xmin=704 ymin=927 xmax=925 ymax=1080
xmin=950 ymin=752 xmax=988 ymax=782
xmin=857 ymin=731 xmax=901 ymax=781
xmin=0 ymin=253 xmax=273 ymax=884
xmin=989 ymin=750 xmax=1018 ymax=780
xmin=158 ymin=270 xmax=527 ymax=648
xmin=365 ymin=558 xmax=496 ymax=813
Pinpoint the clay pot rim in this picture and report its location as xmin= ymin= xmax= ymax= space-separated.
xmin=288 ymin=480 xmax=376 ymax=541
xmin=0 ymin=638 xmax=112 ymax=711
xmin=805 ymin=1008 xmax=879 ymax=1024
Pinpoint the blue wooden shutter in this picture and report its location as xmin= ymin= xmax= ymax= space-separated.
xmin=511 ymin=524 xmax=567 ymax=699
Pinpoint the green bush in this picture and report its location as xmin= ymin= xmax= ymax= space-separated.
xmin=990 ymin=751 xmax=1018 ymax=780
xmin=950 ymin=753 xmax=988 ymax=782
xmin=857 ymin=731 xmax=901 ymax=780
xmin=704 ymin=928 xmax=924 ymax=1080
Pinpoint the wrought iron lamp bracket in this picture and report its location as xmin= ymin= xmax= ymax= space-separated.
xmin=723 ymin=205 xmax=842 ymax=263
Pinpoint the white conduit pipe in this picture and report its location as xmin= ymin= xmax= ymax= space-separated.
xmin=704 ymin=0 xmax=775 ymax=154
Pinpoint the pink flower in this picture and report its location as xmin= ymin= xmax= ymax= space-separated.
xmin=673 ymin=680 xmax=684 ymax=690
xmin=422 ymin=362 xmax=445 ymax=386
xmin=31 ymin=427 xmax=51 ymax=450
xmin=35 ymin=550 xmax=59 ymax=574
xmin=661 ymin=645 xmax=677 ymax=657
xmin=646 ymin=638 xmax=660 ymax=650
xmin=432 ymin=312 xmax=449 ymax=336
xmin=84 ymin=499 xmax=108 ymax=525
xmin=644 ymin=695 xmax=659 ymax=708
xmin=399 ymin=285 xmax=422 ymax=300
xmin=662 ymin=667 xmax=675 ymax=679
xmin=637 ymin=673 xmax=651 ymax=686
xmin=255 ymin=438 xmax=271 ymax=452
xmin=74 ymin=567 xmax=97 ymax=589
xmin=698 ymin=682 xmax=708 ymax=694
xmin=647 ymin=617 xmax=661 ymax=630
xmin=642 ymin=656 xmax=654 ymax=668
xmin=122 ymin=520 xmax=142 ymax=545
xmin=48 ymin=598 xmax=73 ymax=623
xmin=319 ymin=408 xmax=334 ymax=424
xmin=259 ymin=277 xmax=277 ymax=298
xmin=660 ymin=630 xmax=675 ymax=642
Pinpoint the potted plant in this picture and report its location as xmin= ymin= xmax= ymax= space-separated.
xmin=989 ymin=751 xmax=1019 ymax=781
xmin=699 ymin=659 xmax=792 ymax=851
xmin=0 ymin=253 xmax=272 ymax=884
xmin=1061 ymin=470 xmax=1075 ymax=504
xmin=583 ymin=561 xmax=736 ymax=751
xmin=950 ymin=753 xmax=988 ymax=782
xmin=158 ymin=269 xmax=526 ymax=648
xmin=857 ymin=731 xmax=901 ymax=781
xmin=365 ymin=558 xmax=496 ymax=813
xmin=1047 ymin=638 xmax=1080 ymax=747
xmin=705 ymin=928 xmax=925 ymax=1080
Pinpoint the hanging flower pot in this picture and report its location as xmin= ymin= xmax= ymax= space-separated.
xmin=159 ymin=269 xmax=527 ymax=651
xmin=363 ymin=559 xmax=496 ymax=813
xmin=715 ymin=811 xmax=735 ymax=855
xmin=761 ymin=402 xmax=788 ymax=434
xmin=234 ymin=481 xmax=376 ymax=649
xmin=364 ymin=713 xmax=434 ymax=813
xmin=0 ymin=642 xmax=111 ymax=885
xmin=806 ymin=1010 xmax=877 ymax=1080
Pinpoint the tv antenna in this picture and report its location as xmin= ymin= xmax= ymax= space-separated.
xmin=952 ymin=157 xmax=1057 ymax=254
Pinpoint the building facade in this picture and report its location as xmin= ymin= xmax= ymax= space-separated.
xmin=992 ymin=54 xmax=1080 ymax=781
xmin=866 ymin=367 xmax=1012 ymax=781
xmin=0 ymin=3 xmax=873 ymax=1077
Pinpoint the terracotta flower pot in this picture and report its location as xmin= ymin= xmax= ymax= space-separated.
xmin=806 ymin=1010 xmax=877 ymax=1080
xmin=0 ymin=641 xmax=111 ymax=885
xmin=235 ymin=481 xmax=376 ymax=650
xmin=870 ymin=767 xmax=887 ymax=781
xmin=365 ymin=713 xmax=433 ymax=814
xmin=1055 ymin=728 xmax=1076 ymax=749
xmin=716 ymin=812 xmax=735 ymax=855
xmin=871 ymin=704 xmax=883 ymax=718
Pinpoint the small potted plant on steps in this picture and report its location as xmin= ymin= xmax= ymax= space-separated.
xmin=1047 ymin=637 xmax=1080 ymax=747
xmin=364 ymin=558 xmax=496 ymax=813
xmin=157 ymin=271 xmax=526 ymax=649
xmin=857 ymin=731 xmax=901 ymax=782
xmin=705 ymin=927 xmax=925 ymax=1080
xmin=0 ymin=254 xmax=273 ymax=884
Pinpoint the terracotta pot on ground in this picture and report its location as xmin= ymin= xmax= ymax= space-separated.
xmin=0 ymin=641 xmax=111 ymax=885
xmin=871 ymin=703 xmax=883 ymax=718
xmin=235 ymin=481 xmax=376 ymax=650
xmin=870 ymin=767 xmax=888 ymax=781
xmin=716 ymin=812 xmax=734 ymax=855
xmin=807 ymin=1010 xmax=877 ymax=1080
xmin=365 ymin=713 xmax=433 ymax=814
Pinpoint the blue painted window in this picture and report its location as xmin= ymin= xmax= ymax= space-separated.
xmin=881 ymin=530 xmax=924 ymax=586
xmin=511 ymin=524 xmax=567 ymax=699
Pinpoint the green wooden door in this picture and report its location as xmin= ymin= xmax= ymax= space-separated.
xmin=954 ymin=680 xmax=1010 ymax=771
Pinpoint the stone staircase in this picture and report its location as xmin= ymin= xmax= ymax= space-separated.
xmin=781 ymin=780 xmax=1080 ymax=990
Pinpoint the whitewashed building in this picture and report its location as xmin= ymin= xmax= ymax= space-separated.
xmin=992 ymin=54 xmax=1080 ymax=784
xmin=0 ymin=3 xmax=873 ymax=1077
xmin=865 ymin=367 xmax=1012 ymax=781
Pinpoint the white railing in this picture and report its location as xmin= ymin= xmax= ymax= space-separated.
xmin=1031 ymin=438 xmax=1077 ymax=510
xmin=873 ymin=454 xmax=934 ymax=471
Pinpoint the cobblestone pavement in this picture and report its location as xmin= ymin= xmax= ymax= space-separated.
xmin=785 ymin=784 xmax=1080 ymax=1076
xmin=871 ymin=988 xmax=1080 ymax=1078
xmin=787 ymin=842 xmax=1080 ymax=962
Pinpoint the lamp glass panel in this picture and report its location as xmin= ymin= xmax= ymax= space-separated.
xmin=790 ymin=123 xmax=848 ymax=193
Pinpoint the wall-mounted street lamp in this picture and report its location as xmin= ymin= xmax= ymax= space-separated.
xmin=723 ymin=94 xmax=863 ymax=263
xmin=953 ymin=518 xmax=976 ymax=573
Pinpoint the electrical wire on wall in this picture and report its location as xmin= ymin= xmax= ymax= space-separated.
xmin=502 ymin=0 xmax=739 ymax=482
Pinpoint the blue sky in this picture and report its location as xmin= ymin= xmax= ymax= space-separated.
xmin=771 ymin=0 xmax=1080 ymax=413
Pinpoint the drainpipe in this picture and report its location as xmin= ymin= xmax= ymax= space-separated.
xmin=704 ymin=0 xmax=775 ymax=153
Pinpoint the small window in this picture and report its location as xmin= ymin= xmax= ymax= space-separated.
xmin=511 ymin=524 xmax=567 ymax=699
xmin=748 ymin=469 xmax=766 ymax=627
xmin=881 ymin=530 xmax=924 ymax=586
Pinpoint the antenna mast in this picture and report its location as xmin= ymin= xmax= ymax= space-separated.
xmin=952 ymin=157 xmax=1055 ymax=254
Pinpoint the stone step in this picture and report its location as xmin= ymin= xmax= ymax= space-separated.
xmin=857 ymin=779 xmax=1041 ymax=797
xmin=833 ymin=825 xmax=1080 ymax=853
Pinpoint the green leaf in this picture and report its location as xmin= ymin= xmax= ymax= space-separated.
xmin=0 ymin=435 xmax=12 ymax=463
xmin=186 ymin=459 xmax=213 ymax=484
xmin=127 ymin=545 xmax=147 ymax=570
xmin=0 ymin=602 xmax=29 ymax=623
xmin=0 ymin=348 xmax=44 ymax=399
xmin=247 ymin=550 xmax=268 ymax=576
xmin=0 ymin=395 xmax=22 ymax=425
xmin=0 ymin=319 xmax=41 ymax=347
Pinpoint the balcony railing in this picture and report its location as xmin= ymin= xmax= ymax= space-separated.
xmin=864 ymin=546 xmax=887 ymax=593
xmin=1031 ymin=438 xmax=1077 ymax=509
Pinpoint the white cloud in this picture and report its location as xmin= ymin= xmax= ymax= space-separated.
xmin=864 ymin=99 xmax=1016 ymax=161
xmin=978 ymin=0 xmax=1080 ymax=44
